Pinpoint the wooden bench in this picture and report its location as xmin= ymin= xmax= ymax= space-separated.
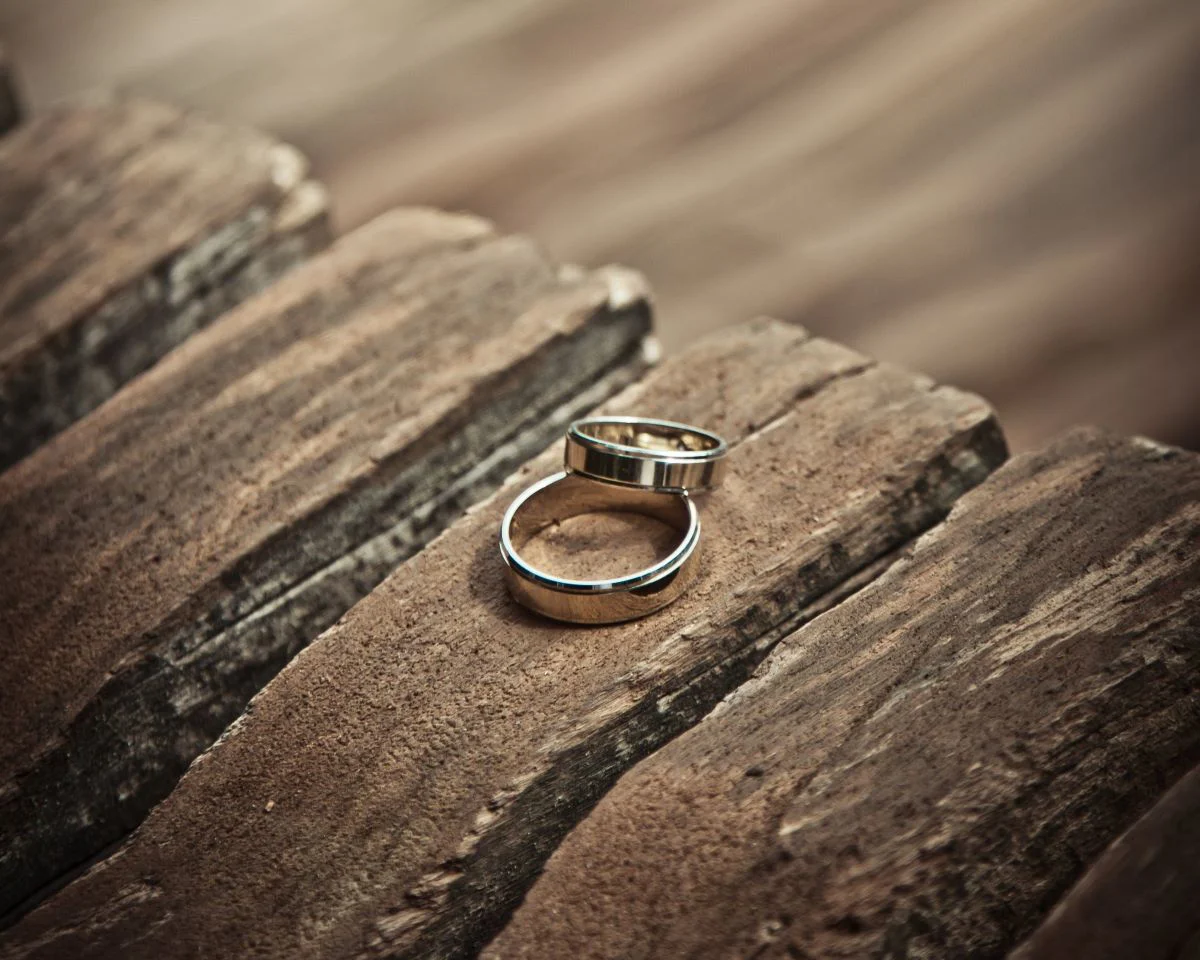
xmin=0 ymin=94 xmax=1196 ymax=959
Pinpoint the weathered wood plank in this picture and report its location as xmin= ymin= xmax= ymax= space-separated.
xmin=487 ymin=429 xmax=1200 ymax=960
xmin=2 ymin=319 xmax=1005 ymax=959
xmin=0 ymin=45 xmax=20 ymax=136
xmin=0 ymin=95 xmax=330 ymax=469
xmin=1010 ymin=763 xmax=1200 ymax=960
xmin=0 ymin=208 xmax=651 ymax=922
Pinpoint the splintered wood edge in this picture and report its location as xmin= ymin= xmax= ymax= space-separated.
xmin=0 ymin=106 xmax=333 ymax=471
xmin=1 ymin=323 xmax=1009 ymax=960
xmin=0 ymin=243 xmax=652 ymax=924
xmin=1010 ymin=762 xmax=1200 ymax=960
xmin=484 ymin=430 xmax=1200 ymax=960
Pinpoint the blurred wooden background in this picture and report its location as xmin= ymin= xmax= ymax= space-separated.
xmin=1 ymin=0 xmax=1196 ymax=450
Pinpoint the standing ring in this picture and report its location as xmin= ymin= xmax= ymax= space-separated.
xmin=565 ymin=416 xmax=728 ymax=492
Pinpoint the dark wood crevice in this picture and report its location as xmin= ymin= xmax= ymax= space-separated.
xmin=1011 ymin=761 xmax=1200 ymax=960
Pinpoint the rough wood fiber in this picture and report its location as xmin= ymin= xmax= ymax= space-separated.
xmin=0 ymin=46 xmax=19 ymax=135
xmin=2 ymin=319 xmax=1006 ymax=959
xmin=0 ymin=208 xmax=651 ymax=922
xmin=0 ymin=95 xmax=330 ymax=469
xmin=1011 ymin=763 xmax=1200 ymax=960
xmin=487 ymin=430 xmax=1200 ymax=960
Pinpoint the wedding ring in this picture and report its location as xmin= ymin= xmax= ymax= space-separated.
xmin=500 ymin=471 xmax=700 ymax=624
xmin=565 ymin=416 xmax=727 ymax=492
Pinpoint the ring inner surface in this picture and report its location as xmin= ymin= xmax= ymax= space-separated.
xmin=581 ymin=420 xmax=716 ymax=454
xmin=508 ymin=474 xmax=691 ymax=584
xmin=509 ymin=474 xmax=689 ymax=547
xmin=521 ymin=513 xmax=680 ymax=581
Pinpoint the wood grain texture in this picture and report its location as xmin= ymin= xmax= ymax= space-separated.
xmin=0 ymin=44 xmax=19 ymax=135
xmin=487 ymin=429 xmax=1200 ymax=960
xmin=0 ymin=95 xmax=330 ymax=469
xmin=1010 ymin=763 xmax=1200 ymax=960
xmin=1 ymin=319 xmax=1005 ymax=959
xmin=0 ymin=207 xmax=651 ymax=923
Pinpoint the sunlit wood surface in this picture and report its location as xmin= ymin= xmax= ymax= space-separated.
xmin=1 ymin=0 xmax=1196 ymax=449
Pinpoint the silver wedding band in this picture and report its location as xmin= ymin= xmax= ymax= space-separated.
xmin=499 ymin=416 xmax=727 ymax=624
xmin=565 ymin=416 xmax=727 ymax=492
